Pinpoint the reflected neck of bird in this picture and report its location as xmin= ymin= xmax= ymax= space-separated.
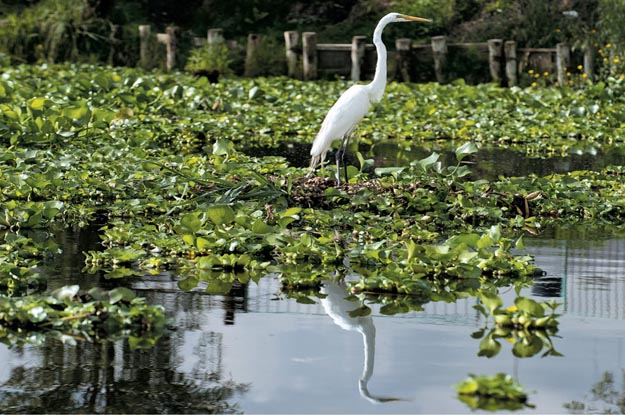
xmin=359 ymin=319 xmax=376 ymax=383
xmin=369 ymin=19 xmax=389 ymax=103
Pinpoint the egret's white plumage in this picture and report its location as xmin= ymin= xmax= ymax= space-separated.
xmin=308 ymin=12 xmax=431 ymax=183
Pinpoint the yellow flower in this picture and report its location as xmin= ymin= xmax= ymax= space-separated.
xmin=604 ymin=57 xmax=609 ymax=63
xmin=566 ymin=72 xmax=571 ymax=77
xmin=582 ymin=73 xmax=588 ymax=79
xmin=531 ymin=82 xmax=537 ymax=87
xmin=620 ymin=74 xmax=625 ymax=80
xmin=614 ymin=58 xmax=620 ymax=64
xmin=528 ymin=69 xmax=534 ymax=74
xmin=543 ymin=71 xmax=549 ymax=77
xmin=607 ymin=43 xmax=612 ymax=48
xmin=534 ymin=73 xmax=540 ymax=78
xmin=577 ymin=65 xmax=583 ymax=71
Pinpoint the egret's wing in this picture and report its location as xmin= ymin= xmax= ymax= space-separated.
xmin=311 ymin=85 xmax=371 ymax=157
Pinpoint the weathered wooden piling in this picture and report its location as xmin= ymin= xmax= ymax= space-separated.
xmin=431 ymin=35 xmax=447 ymax=83
xmin=488 ymin=39 xmax=503 ymax=84
xmin=164 ymin=26 xmax=177 ymax=71
xmin=395 ymin=38 xmax=412 ymax=82
xmin=504 ymin=40 xmax=517 ymax=86
xmin=207 ymin=28 xmax=224 ymax=45
xmin=556 ymin=43 xmax=570 ymax=85
xmin=108 ymin=24 xmax=119 ymax=66
xmin=138 ymin=25 xmax=151 ymax=68
xmin=583 ymin=45 xmax=595 ymax=81
xmin=244 ymin=34 xmax=260 ymax=77
xmin=303 ymin=32 xmax=318 ymax=80
xmin=351 ymin=35 xmax=367 ymax=81
xmin=284 ymin=31 xmax=299 ymax=78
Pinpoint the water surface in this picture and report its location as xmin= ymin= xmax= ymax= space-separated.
xmin=1 ymin=226 xmax=624 ymax=413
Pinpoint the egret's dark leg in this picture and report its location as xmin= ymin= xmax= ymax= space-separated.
xmin=341 ymin=135 xmax=351 ymax=184
xmin=335 ymin=135 xmax=351 ymax=185
xmin=335 ymin=146 xmax=343 ymax=185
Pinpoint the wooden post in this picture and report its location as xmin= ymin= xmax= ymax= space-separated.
xmin=583 ymin=44 xmax=595 ymax=81
xmin=556 ymin=43 xmax=570 ymax=86
xmin=431 ymin=36 xmax=447 ymax=84
xmin=504 ymin=40 xmax=517 ymax=86
xmin=165 ymin=26 xmax=177 ymax=71
xmin=108 ymin=24 xmax=119 ymax=66
xmin=244 ymin=34 xmax=260 ymax=77
xmin=395 ymin=38 xmax=412 ymax=82
xmin=303 ymin=32 xmax=317 ymax=80
xmin=284 ymin=31 xmax=299 ymax=78
xmin=488 ymin=39 xmax=503 ymax=84
xmin=351 ymin=35 xmax=367 ymax=81
xmin=139 ymin=25 xmax=151 ymax=68
xmin=207 ymin=28 xmax=224 ymax=45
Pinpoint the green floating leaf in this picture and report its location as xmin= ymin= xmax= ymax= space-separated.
xmin=52 ymin=285 xmax=80 ymax=301
xmin=206 ymin=279 xmax=233 ymax=295
xmin=374 ymin=166 xmax=405 ymax=177
xmin=213 ymin=139 xmax=233 ymax=156
xmin=512 ymin=335 xmax=544 ymax=358
xmin=180 ymin=213 xmax=203 ymax=234
xmin=108 ymin=287 xmax=136 ymax=304
xmin=514 ymin=297 xmax=545 ymax=317
xmin=28 ymin=306 xmax=48 ymax=323
xmin=178 ymin=277 xmax=199 ymax=291
xmin=348 ymin=305 xmax=371 ymax=318
xmin=479 ymin=291 xmax=503 ymax=314
xmin=415 ymin=152 xmax=440 ymax=171
xmin=488 ymin=225 xmax=501 ymax=244
xmin=477 ymin=334 xmax=501 ymax=358
xmin=206 ymin=204 xmax=235 ymax=226
xmin=196 ymin=236 xmax=212 ymax=250
xmin=455 ymin=142 xmax=479 ymax=162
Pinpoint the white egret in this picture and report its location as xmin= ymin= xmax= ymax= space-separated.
xmin=308 ymin=12 xmax=431 ymax=184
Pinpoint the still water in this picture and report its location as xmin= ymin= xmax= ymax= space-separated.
xmin=1 ymin=225 xmax=624 ymax=413
xmin=253 ymin=141 xmax=625 ymax=181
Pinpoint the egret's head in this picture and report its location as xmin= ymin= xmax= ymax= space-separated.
xmin=395 ymin=13 xmax=431 ymax=23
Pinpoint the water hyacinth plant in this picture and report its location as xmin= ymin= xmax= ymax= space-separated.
xmin=455 ymin=373 xmax=535 ymax=411
xmin=1 ymin=63 xmax=625 ymax=346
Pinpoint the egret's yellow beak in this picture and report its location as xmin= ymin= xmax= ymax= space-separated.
xmin=399 ymin=15 xmax=432 ymax=23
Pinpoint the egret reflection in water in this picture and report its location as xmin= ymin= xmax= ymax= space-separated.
xmin=320 ymin=278 xmax=403 ymax=404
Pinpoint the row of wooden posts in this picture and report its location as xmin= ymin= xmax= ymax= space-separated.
xmin=139 ymin=25 xmax=595 ymax=86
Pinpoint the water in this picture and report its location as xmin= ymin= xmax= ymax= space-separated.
xmin=1 ymin=225 xmax=624 ymax=413
xmin=2 ymin=147 xmax=625 ymax=413
xmin=251 ymin=141 xmax=625 ymax=180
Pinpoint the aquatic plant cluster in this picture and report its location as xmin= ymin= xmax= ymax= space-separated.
xmin=2 ymin=64 xmax=625 ymax=350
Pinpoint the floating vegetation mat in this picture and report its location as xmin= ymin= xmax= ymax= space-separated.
xmin=1 ymin=64 xmax=625 ymax=345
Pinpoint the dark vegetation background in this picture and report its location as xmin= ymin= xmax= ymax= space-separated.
xmin=0 ymin=0 xmax=624 ymax=75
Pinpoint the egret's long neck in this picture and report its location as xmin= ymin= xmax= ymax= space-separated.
xmin=369 ymin=18 xmax=390 ymax=103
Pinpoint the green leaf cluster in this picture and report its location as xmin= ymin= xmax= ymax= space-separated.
xmin=1 ymin=64 xmax=625 ymax=336
xmin=472 ymin=292 xmax=562 ymax=358
xmin=0 ymin=285 xmax=167 ymax=348
xmin=455 ymin=373 xmax=534 ymax=411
